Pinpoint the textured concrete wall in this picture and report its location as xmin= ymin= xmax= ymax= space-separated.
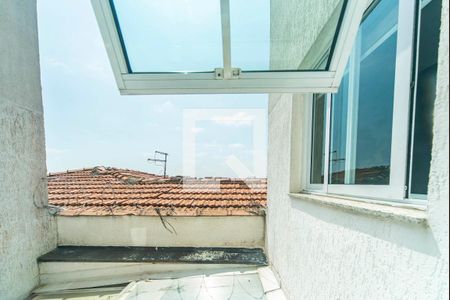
xmin=428 ymin=0 xmax=449 ymax=269
xmin=266 ymin=0 xmax=449 ymax=299
xmin=0 ymin=1 xmax=57 ymax=299
xmin=57 ymin=216 xmax=265 ymax=249
xmin=270 ymin=0 xmax=342 ymax=69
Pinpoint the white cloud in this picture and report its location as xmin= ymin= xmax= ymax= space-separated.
xmin=141 ymin=152 xmax=154 ymax=158
xmin=83 ymin=61 xmax=110 ymax=80
xmin=190 ymin=127 xmax=204 ymax=134
xmin=154 ymin=100 xmax=176 ymax=113
xmin=46 ymin=148 xmax=68 ymax=163
xmin=196 ymin=151 xmax=209 ymax=158
xmin=201 ymin=142 xmax=221 ymax=148
xmin=45 ymin=58 xmax=73 ymax=74
xmin=46 ymin=147 xmax=67 ymax=155
xmin=211 ymin=112 xmax=254 ymax=127
xmin=228 ymin=143 xmax=245 ymax=149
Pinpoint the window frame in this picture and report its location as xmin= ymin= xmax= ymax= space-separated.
xmin=308 ymin=93 xmax=330 ymax=187
xmin=91 ymin=0 xmax=368 ymax=95
xmin=305 ymin=0 xmax=423 ymax=204
xmin=305 ymin=94 xmax=332 ymax=193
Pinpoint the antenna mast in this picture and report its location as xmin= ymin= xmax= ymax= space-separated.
xmin=147 ymin=151 xmax=168 ymax=178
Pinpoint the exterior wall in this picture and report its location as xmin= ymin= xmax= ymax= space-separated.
xmin=0 ymin=1 xmax=57 ymax=299
xmin=57 ymin=216 xmax=265 ymax=248
xmin=270 ymin=0 xmax=342 ymax=69
xmin=266 ymin=0 xmax=449 ymax=299
xmin=428 ymin=0 xmax=450 ymax=270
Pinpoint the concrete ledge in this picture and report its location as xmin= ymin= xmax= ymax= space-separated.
xmin=38 ymin=246 xmax=267 ymax=265
xmin=289 ymin=192 xmax=428 ymax=224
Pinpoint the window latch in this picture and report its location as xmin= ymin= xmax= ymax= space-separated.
xmin=215 ymin=68 xmax=241 ymax=80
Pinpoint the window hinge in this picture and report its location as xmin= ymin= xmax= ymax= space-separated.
xmin=410 ymin=80 xmax=415 ymax=90
xmin=215 ymin=68 xmax=241 ymax=80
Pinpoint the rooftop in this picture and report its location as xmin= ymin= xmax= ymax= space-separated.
xmin=48 ymin=167 xmax=267 ymax=217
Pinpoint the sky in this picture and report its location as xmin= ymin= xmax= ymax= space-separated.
xmin=37 ymin=0 xmax=268 ymax=178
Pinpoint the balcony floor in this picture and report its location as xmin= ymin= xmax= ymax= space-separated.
xmin=33 ymin=268 xmax=285 ymax=300
xmin=32 ymin=246 xmax=284 ymax=299
xmin=116 ymin=270 xmax=267 ymax=300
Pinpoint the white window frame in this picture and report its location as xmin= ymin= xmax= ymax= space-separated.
xmin=90 ymin=0 xmax=368 ymax=95
xmin=305 ymin=0 xmax=421 ymax=204
xmin=305 ymin=93 xmax=332 ymax=192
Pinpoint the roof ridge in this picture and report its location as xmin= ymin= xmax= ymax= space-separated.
xmin=48 ymin=167 xmax=267 ymax=181
xmin=48 ymin=167 xmax=98 ymax=177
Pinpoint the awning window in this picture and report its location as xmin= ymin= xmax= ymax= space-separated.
xmin=92 ymin=0 xmax=368 ymax=94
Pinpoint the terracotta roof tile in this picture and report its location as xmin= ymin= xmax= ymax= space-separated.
xmin=48 ymin=167 xmax=266 ymax=217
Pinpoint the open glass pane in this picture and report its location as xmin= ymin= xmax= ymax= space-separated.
xmin=329 ymin=0 xmax=399 ymax=185
xmin=229 ymin=0 xmax=270 ymax=71
xmin=93 ymin=0 xmax=369 ymax=93
xmin=310 ymin=94 xmax=327 ymax=184
xmin=329 ymin=69 xmax=349 ymax=184
xmin=111 ymin=0 xmax=223 ymax=73
xmin=231 ymin=0 xmax=346 ymax=71
xmin=111 ymin=0 xmax=348 ymax=73
xmin=410 ymin=0 xmax=442 ymax=196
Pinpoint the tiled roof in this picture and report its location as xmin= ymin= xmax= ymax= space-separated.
xmin=47 ymin=167 xmax=267 ymax=217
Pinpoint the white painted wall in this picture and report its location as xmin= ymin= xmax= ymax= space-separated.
xmin=57 ymin=216 xmax=265 ymax=248
xmin=266 ymin=0 xmax=449 ymax=299
xmin=0 ymin=1 xmax=57 ymax=299
xmin=270 ymin=0 xmax=343 ymax=70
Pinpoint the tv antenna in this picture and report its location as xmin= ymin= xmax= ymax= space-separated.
xmin=147 ymin=151 xmax=168 ymax=178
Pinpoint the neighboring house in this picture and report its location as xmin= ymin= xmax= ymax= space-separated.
xmin=47 ymin=166 xmax=266 ymax=217
xmin=46 ymin=166 xmax=266 ymax=248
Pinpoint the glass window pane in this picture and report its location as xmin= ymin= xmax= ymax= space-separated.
xmin=111 ymin=0 xmax=223 ymax=73
xmin=231 ymin=0 xmax=346 ymax=71
xmin=111 ymin=0 xmax=349 ymax=73
xmin=355 ymin=32 xmax=396 ymax=185
xmin=310 ymin=94 xmax=327 ymax=184
xmin=360 ymin=0 xmax=398 ymax=56
xmin=329 ymin=70 xmax=349 ymax=184
xmin=329 ymin=0 xmax=399 ymax=185
xmin=410 ymin=0 xmax=442 ymax=195
xmin=229 ymin=0 xmax=270 ymax=71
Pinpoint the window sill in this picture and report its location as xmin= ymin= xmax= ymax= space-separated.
xmin=288 ymin=192 xmax=428 ymax=225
